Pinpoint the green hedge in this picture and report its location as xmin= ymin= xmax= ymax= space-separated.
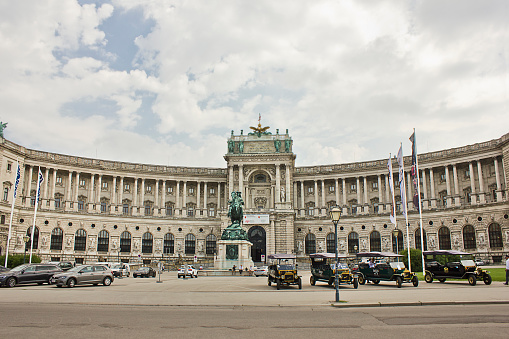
xmin=399 ymin=248 xmax=424 ymax=272
xmin=0 ymin=254 xmax=41 ymax=268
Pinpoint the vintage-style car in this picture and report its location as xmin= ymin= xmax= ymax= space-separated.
xmin=355 ymin=251 xmax=419 ymax=288
xmin=267 ymin=254 xmax=302 ymax=290
xmin=423 ymin=250 xmax=492 ymax=286
xmin=309 ymin=253 xmax=358 ymax=289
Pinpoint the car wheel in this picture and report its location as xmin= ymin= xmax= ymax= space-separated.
xmin=357 ymin=274 xmax=365 ymax=285
xmin=268 ymin=279 xmax=271 ymax=286
xmin=424 ymin=272 xmax=433 ymax=283
xmin=298 ymin=278 xmax=302 ymax=290
xmin=353 ymin=278 xmax=358 ymax=289
xmin=412 ymin=276 xmax=419 ymax=287
xmin=310 ymin=275 xmax=316 ymax=286
xmin=483 ymin=274 xmax=492 ymax=285
xmin=67 ymin=278 xmax=76 ymax=288
xmin=438 ymin=278 xmax=446 ymax=283
xmin=133 ymin=275 xmax=137 ymax=278
xmin=103 ymin=277 xmax=112 ymax=286
xmin=6 ymin=277 xmax=16 ymax=288
xmin=468 ymin=275 xmax=476 ymax=286
xmin=395 ymin=276 xmax=403 ymax=288
xmin=276 ymin=279 xmax=281 ymax=290
xmin=372 ymin=280 xmax=380 ymax=285
xmin=56 ymin=285 xmax=62 ymax=288
xmin=328 ymin=277 xmax=334 ymax=286
xmin=37 ymin=282 xmax=43 ymax=285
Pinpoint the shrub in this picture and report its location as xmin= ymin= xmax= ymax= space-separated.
xmin=0 ymin=254 xmax=41 ymax=268
xmin=399 ymin=248 xmax=424 ymax=272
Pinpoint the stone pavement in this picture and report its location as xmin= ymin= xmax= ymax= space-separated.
xmin=1 ymin=271 xmax=508 ymax=308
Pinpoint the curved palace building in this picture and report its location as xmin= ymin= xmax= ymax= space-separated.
xmin=0 ymin=128 xmax=508 ymax=265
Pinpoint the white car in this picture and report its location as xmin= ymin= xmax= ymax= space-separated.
xmin=110 ymin=263 xmax=130 ymax=277
xmin=178 ymin=265 xmax=198 ymax=278
xmin=254 ymin=266 xmax=268 ymax=277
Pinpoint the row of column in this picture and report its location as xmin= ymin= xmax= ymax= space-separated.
xmin=294 ymin=157 xmax=504 ymax=215
xmin=23 ymin=165 xmax=225 ymax=215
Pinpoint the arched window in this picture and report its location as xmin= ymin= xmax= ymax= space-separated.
xmin=74 ymin=229 xmax=87 ymax=251
xmin=206 ymin=234 xmax=217 ymax=255
xmin=120 ymin=231 xmax=131 ymax=253
xmin=185 ymin=234 xmax=196 ymax=254
xmin=488 ymin=223 xmax=503 ymax=248
xmin=50 ymin=227 xmax=63 ymax=250
xmin=438 ymin=227 xmax=451 ymax=250
xmin=415 ymin=229 xmax=427 ymax=251
xmin=370 ymin=231 xmax=381 ymax=252
xmin=463 ymin=225 xmax=476 ymax=250
xmin=26 ymin=227 xmax=39 ymax=250
xmin=305 ymin=233 xmax=316 ymax=254
xmin=97 ymin=230 xmax=109 ymax=252
xmin=163 ymin=233 xmax=174 ymax=254
xmin=326 ymin=233 xmax=335 ymax=253
xmin=142 ymin=232 xmax=153 ymax=253
xmin=392 ymin=230 xmax=404 ymax=253
xmin=348 ymin=232 xmax=359 ymax=254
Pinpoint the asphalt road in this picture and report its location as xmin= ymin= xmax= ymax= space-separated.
xmin=1 ymin=271 xmax=509 ymax=338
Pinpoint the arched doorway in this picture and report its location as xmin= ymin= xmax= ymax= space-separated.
xmin=248 ymin=226 xmax=266 ymax=262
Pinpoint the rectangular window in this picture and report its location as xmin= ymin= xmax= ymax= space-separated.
xmin=56 ymin=176 xmax=62 ymax=184
xmin=308 ymin=187 xmax=313 ymax=193
xmin=31 ymin=196 xmax=35 ymax=206
xmin=123 ymin=204 xmax=129 ymax=215
xmin=372 ymin=182 xmax=378 ymax=190
xmin=465 ymin=170 xmax=470 ymax=179
xmin=124 ymin=184 xmax=130 ymax=190
xmin=55 ymin=198 xmax=61 ymax=208
xmin=350 ymin=184 xmax=356 ymax=192
xmin=374 ymin=204 xmax=379 ymax=213
xmin=329 ymin=186 xmax=334 ymax=192
xmin=3 ymin=188 xmax=8 ymax=201
xmin=168 ymin=187 xmax=173 ymax=193
xmin=440 ymin=173 xmax=446 ymax=181
xmin=102 ymin=182 xmax=108 ymax=189
xmin=79 ymin=179 xmax=86 ymax=186
xmin=7 ymin=163 xmax=12 ymax=171
xmin=208 ymin=207 xmax=215 ymax=217
xmin=187 ymin=207 xmax=194 ymax=217
xmin=351 ymin=206 xmax=357 ymax=214
xmin=209 ymin=188 xmax=215 ymax=195
xmin=166 ymin=205 xmax=173 ymax=216
xmin=189 ymin=188 xmax=194 ymax=194
xmin=307 ymin=207 xmax=314 ymax=216
xmin=146 ymin=185 xmax=152 ymax=192
xmin=78 ymin=201 xmax=84 ymax=210
xmin=101 ymin=202 xmax=107 ymax=213
xmin=145 ymin=205 xmax=151 ymax=215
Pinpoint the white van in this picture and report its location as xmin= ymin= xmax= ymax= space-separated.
xmin=110 ymin=263 xmax=130 ymax=277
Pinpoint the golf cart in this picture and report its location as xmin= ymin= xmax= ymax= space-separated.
xmin=309 ymin=253 xmax=358 ymax=289
xmin=423 ymin=250 xmax=492 ymax=286
xmin=355 ymin=251 xmax=419 ymax=288
xmin=267 ymin=253 xmax=302 ymax=290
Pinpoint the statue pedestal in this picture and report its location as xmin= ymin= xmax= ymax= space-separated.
xmin=215 ymin=240 xmax=254 ymax=270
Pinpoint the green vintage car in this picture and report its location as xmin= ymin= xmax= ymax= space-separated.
xmin=309 ymin=253 xmax=358 ymax=289
xmin=355 ymin=251 xmax=419 ymax=288
xmin=267 ymin=253 xmax=302 ymax=290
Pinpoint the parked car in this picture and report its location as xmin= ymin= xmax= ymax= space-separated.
xmin=309 ymin=253 xmax=358 ymax=289
xmin=356 ymin=252 xmax=419 ymax=288
xmin=46 ymin=261 xmax=74 ymax=271
xmin=474 ymin=258 xmax=486 ymax=266
xmin=423 ymin=250 xmax=492 ymax=286
xmin=0 ymin=265 xmax=8 ymax=272
xmin=50 ymin=265 xmax=114 ymax=287
xmin=110 ymin=263 xmax=130 ymax=277
xmin=0 ymin=263 xmax=62 ymax=288
xmin=133 ymin=266 xmax=156 ymax=278
xmin=267 ymin=253 xmax=302 ymax=290
xmin=177 ymin=265 xmax=198 ymax=278
xmin=254 ymin=266 xmax=268 ymax=277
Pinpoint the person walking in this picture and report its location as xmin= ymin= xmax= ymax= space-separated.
xmin=239 ymin=264 xmax=243 ymax=275
xmin=232 ymin=265 xmax=236 ymax=276
xmin=504 ymin=255 xmax=509 ymax=285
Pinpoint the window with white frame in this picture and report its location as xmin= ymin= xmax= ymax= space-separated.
xmin=350 ymin=184 xmax=356 ymax=192
xmin=329 ymin=186 xmax=334 ymax=192
xmin=307 ymin=187 xmax=313 ymax=193
xmin=124 ymin=183 xmax=130 ymax=191
xmin=79 ymin=179 xmax=86 ymax=186
xmin=209 ymin=188 xmax=215 ymax=195
xmin=56 ymin=176 xmax=62 ymax=184
xmin=167 ymin=186 xmax=173 ymax=193
xmin=146 ymin=185 xmax=152 ymax=193
xmin=102 ymin=182 xmax=108 ymax=189
xmin=189 ymin=187 xmax=194 ymax=194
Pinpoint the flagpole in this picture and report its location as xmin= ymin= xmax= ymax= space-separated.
xmin=30 ymin=167 xmax=42 ymax=264
xmin=398 ymin=144 xmax=411 ymax=272
xmin=4 ymin=160 xmax=19 ymax=267
xmin=414 ymin=129 xmax=426 ymax=275
xmin=388 ymin=154 xmax=397 ymax=227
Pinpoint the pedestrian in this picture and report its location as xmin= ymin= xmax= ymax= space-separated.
xmin=504 ymin=254 xmax=509 ymax=285
xmin=239 ymin=265 xmax=243 ymax=275
xmin=249 ymin=265 xmax=253 ymax=276
xmin=232 ymin=265 xmax=236 ymax=276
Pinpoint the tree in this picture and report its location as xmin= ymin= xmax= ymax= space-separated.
xmin=399 ymin=248 xmax=423 ymax=272
xmin=0 ymin=254 xmax=41 ymax=268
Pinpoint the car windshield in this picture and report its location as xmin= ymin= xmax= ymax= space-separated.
xmin=461 ymin=259 xmax=476 ymax=266
xmin=139 ymin=267 xmax=149 ymax=271
xmin=390 ymin=262 xmax=406 ymax=270
xmin=10 ymin=265 xmax=28 ymax=272
xmin=277 ymin=264 xmax=294 ymax=270
xmin=66 ymin=266 xmax=84 ymax=273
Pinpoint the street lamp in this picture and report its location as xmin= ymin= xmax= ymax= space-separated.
xmin=329 ymin=206 xmax=341 ymax=303
xmin=23 ymin=235 xmax=30 ymax=264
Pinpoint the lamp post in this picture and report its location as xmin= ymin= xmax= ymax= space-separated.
xmin=329 ymin=206 xmax=342 ymax=303
xmin=23 ymin=235 xmax=30 ymax=264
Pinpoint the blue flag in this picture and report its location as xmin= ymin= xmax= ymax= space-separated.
xmin=13 ymin=163 xmax=20 ymax=198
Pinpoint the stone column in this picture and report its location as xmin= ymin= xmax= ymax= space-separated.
xmin=286 ymin=165 xmax=291 ymax=205
xmin=422 ymin=169 xmax=429 ymax=210
xmin=203 ymin=182 xmax=208 ymax=213
xmin=321 ymin=179 xmax=325 ymax=215
xmin=49 ymin=168 xmax=56 ymax=209
xmin=429 ymin=168 xmax=437 ymax=208
xmin=155 ymin=180 xmax=159 ymax=209
xmin=469 ymin=162 xmax=477 ymax=204
xmin=197 ymin=181 xmax=201 ymax=216
xmin=119 ymin=177 xmax=124 ymax=206
xmin=112 ymin=176 xmax=117 ymax=205
xmin=140 ymin=178 xmax=145 ymax=211
xmin=66 ymin=171 xmax=72 ymax=209
xmin=356 ymin=177 xmax=361 ymax=209
xmin=377 ymin=175 xmax=383 ymax=214
xmin=300 ymin=181 xmax=305 ymax=216
xmin=217 ymin=182 xmax=221 ymax=211
xmin=385 ymin=174 xmax=390 ymax=211
xmin=176 ymin=181 xmax=180 ymax=212
xmin=335 ymin=178 xmax=340 ymax=206
xmin=445 ymin=166 xmax=452 ymax=207
xmin=275 ymin=164 xmax=281 ymax=203
xmin=229 ymin=166 xmax=234 ymax=198
xmin=293 ymin=181 xmax=298 ymax=210
xmin=26 ymin=165 xmax=33 ymax=207
xmin=238 ymin=165 xmax=244 ymax=200
xmin=97 ymin=175 xmax=102 ymax=204
xmin=183 ymin=181 xmax=187 ymax=216
xmin=314 ymin=180 xmax=319 ymax=214
xmin=89 ymin=174 xmax=95 ymax=212
xmin=269 ymin=219 xmax=276 ymax=254
xmin=75 ymin=172 xmax=80 ymax=202
xmin=133 ymin=178 xmax=138 ymax=207
xmin=477 ymin=161 xmax=486 ymax=203
xmin=161 ymin=180 xmax=166 ymax=208
xmin=363 ymin=176 xmax=368 ymax=213
xmin=453 ymin=164 xmax=460 ymax=206
xmin=494 ymin=157 xmax=503 ymax=201
xmin=342 ymin=179 xmax=347 ymax=215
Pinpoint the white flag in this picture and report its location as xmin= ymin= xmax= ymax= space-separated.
xmin=397 ymin=146 xmax=407 ymax=218
xmin=387 ymin=155 xmax=396 ymax=225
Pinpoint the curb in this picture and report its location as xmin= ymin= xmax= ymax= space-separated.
xmin=330 ymin=300 xmax=509 ymax=308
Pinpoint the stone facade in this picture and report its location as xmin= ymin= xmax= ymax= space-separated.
xmin=0 ymin=129 xmax=508 ymax=264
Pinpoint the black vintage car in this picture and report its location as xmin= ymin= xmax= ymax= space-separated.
xmin=309 ymin=253 xmax=358 ymax=289
xmin=423 ymin=250 xmax=492 ymax=286
xmin=267 ymin=253 xmax=302 ymax=290
xmin=0 ymin=263 xmax=62 ymax=287
xmin=356 ymin=252 xmax=419 ymax=288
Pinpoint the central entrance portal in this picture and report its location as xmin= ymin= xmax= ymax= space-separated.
xmin=248 ymin=226 xmax=266 ymax=263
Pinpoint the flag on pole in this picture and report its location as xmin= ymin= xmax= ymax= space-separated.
xmin=409 ymin=132 xmax=420 ymax=211
xmin=36 ymin=168 xmax=44 ymax=204
xmin=387 ymin=155 xmax=396 ymax=225
xmin=13 ymin=163 xmax=20 ymax=198
xmin=397 ymin=145 xmax=407 ymax=218
xmin=5 ymin=161 xmax=21 ymax=267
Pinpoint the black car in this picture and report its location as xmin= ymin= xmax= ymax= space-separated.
xmin=46 ymin=261 xmax=74 ymax=271
xmin=132 ymin=266 xmax=156 ymax=278
xmin=267 ymin=254 xmax=302 ymax=290
xmin=0 ymin=265 xmax=8 ymax=272
xmin=423 ymin=250 xmax=492 ymax=286
xmin=0 ymin=264 xmax=62 ymax=287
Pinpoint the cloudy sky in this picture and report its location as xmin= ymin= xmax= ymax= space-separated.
xmin=1 ymin=0 xmax=507 ymax=168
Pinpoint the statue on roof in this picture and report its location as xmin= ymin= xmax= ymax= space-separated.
xmin=0 ymin=122 xmax=7 ymax=138
xmin=249 ymin=114 xmax=272 ymax=137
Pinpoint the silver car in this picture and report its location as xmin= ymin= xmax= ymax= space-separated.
xmin=50 ymin=265 xmax=114 ymax=288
